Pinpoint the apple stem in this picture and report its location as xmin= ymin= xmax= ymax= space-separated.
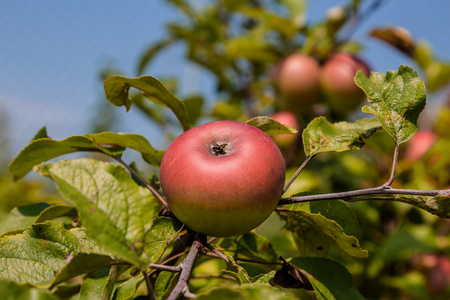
xmin=112 ymin=155 xmax=169 ymax=207
xmin=211 ymin=142 xmax=228 ymax=156
xmin=282 ymin=155 xmax=314 ymax=195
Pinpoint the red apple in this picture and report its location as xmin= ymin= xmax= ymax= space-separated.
xmin=159 ymin=121 xmax=286 ymax=237
xmin=404 ymin=130 xmax=438 ymax=161
xmin=320 ymin=52 xmax=371 ymax=114
xmin=270 ymin=110 xmax=301 ymax=149
xmin=277 ymin=53 xmax=321 ymax=111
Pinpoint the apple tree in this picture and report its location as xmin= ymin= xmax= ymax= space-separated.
xmin=2 ymin=1 xmax=450 ymax=299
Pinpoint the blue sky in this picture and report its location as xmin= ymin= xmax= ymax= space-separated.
xmin=1 ymin=0 xmax=450 ymax=161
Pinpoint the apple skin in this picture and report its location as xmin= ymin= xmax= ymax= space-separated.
xmin=277 ymin=53 xmax=321 ymax=111
xmin=404 ymin=130 xmax=437 ymax=161
xmin=270 ymin=110 xmax=301 ymax=149
xmin=320 ymin=52 xmax=370 ymax=114
xmin=159 ymin=120 xmax=286 ymax=237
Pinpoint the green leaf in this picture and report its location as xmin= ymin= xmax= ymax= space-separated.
xmin=278 ymin=208 xmax=367 ymax=258
xmin=79 ymin=266 xmax=121 ymax=300
xmin=154 ymin=271 xmax=179 ymax=300
xmin=280 ymin=0 xmax=306 ymax=28
xmin=52 ymin=254 xmax=116 ymax=286
xmin=183 ymin=95 xmax=204 ymax=126
xmin=0 ymin=221 xmax=113 ymax=285
xmin=197 ymin=284 xmax=297 ymax=300
xmin=104 ymin=75 xmax=190 ymax=131
xmin=289 ymin=200 xmax=363 ymax=241
xmin=225 ymin=35 xmax=277 ymax=62
xmin=0 ymin=203 xmax=77 ymax=237
xmin=144 ymin=217 xmax=183 ymax=264
xmin=355 ymin=65 xmax=426 ymax=144
xmin=85 ymin=132 xmax=165 ymax=167
xmin=236 ymin=232 xmax=280 ymax=263
xmin=37 ymin=158 xmax=161 ymax=267
xmin=0 ymin=203 xmax=50 ymax=236
xmin=8 ymin=136 xmax=112 ymax=181
xmin=246 ymin=116 xmax=298 ymax=136
xmin=0 ymin=279 xmax=57 ymax=300
xmin=137 ymin=38 xmax=174 ymax=75
xmin=302 ymin=117 xmax=380 ymax=157
xmin=394 ymin=195 xmax=450 ymax=219
xmin=112 ymin=276 xmax=144 ymax=300
xmin=31 ymin=126 xmax=49 ymax=141
xmin=290 ymin=257 xmax=365 ymax=300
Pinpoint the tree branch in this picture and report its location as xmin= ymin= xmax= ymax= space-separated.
xmin=279 ymin=186 xmax=450 ymax=205
xmin=167 ymin=236 xmax=205 ymax=300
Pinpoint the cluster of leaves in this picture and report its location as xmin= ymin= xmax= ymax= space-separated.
xmin=2 ymin=63 xmax=449 ymax=299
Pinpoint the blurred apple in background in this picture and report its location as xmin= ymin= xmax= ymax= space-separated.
xmin=277 ymin=53 xmax=321 ymax=114
xmin=270 ymin=110 xmax=301 ymax=149
xmin=320 ymin=52 xmax=371 ymax=115
xmin=404 ymin=130 xmax=438 ymax=161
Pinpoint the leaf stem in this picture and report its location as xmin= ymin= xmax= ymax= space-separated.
xmin=112 ymin=156 xmax=169 ymax=207
xmin=143 ymin=270 xmax=156 ymax=300
xmin=283 ymin=155 xmax=314 ymax=195
xmin=383 ymin=142 xmax=399 ymax=187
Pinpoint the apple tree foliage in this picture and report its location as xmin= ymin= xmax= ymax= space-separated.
xmin=2 ymin=1 xmax=450 ymax=299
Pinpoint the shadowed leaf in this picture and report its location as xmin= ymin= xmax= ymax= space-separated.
xmin=290 ymin=257 xmax=365 ymax=300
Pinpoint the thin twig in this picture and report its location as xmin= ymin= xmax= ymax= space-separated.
xmin=167 ymin=237 xmax=204 ymax=300
xmin=283 ymin=155 xmax=314 ymax=194
xmin=143 ymin=270 xmax=156 ymax=300
xmin=148 ymin=263 xmax=182 ymax=273
xmin=113 ymin=156 xmax=169 ymax=207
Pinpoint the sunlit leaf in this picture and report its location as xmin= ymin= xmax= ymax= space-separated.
xmin=37 ymin=158 xmax=161 ymax=266
xmin=355 ymin=65 xmax=426 ymax=144
xmin=8 ymin=136 xmax=114 ymax=181
xmin=290 ymin=257 xmax=365 ymax=300
xmin=246 ymin=116 xmax=298 ymax=136
xmin=85 ymin=132 xmax=165 ymax=167
xmin=104 ymin=75 xmax=190 ymax=131
xmin=302 ymin=117 xmax=380 ymax=157
xmin=0 ymin=221 xmax=113 ymax=285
